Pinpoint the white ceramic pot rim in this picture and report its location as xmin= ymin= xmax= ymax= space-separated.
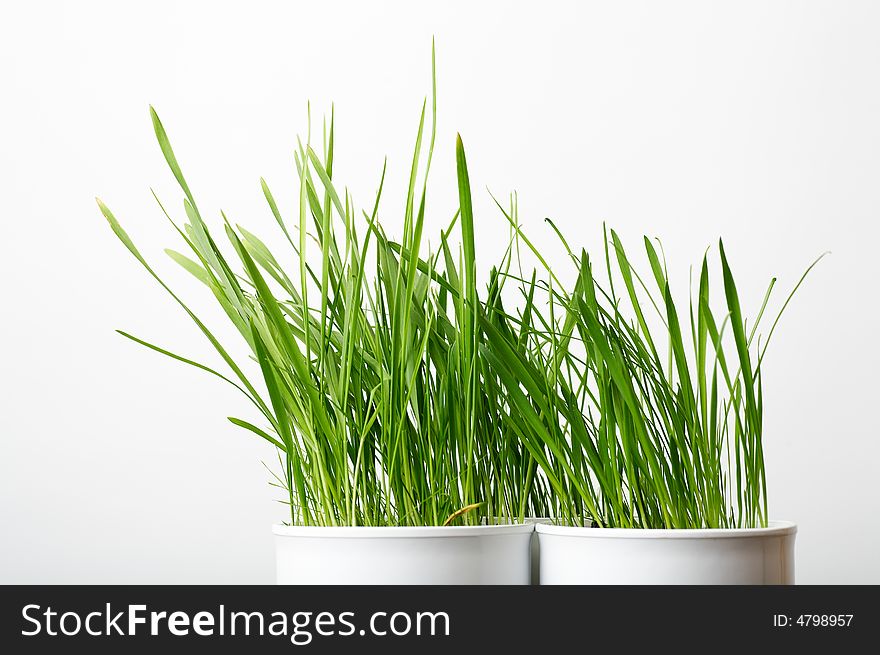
xmin=273 ymin=523 xmax=534 ymax=538
xmin=535 ymin=519 xmax=796 ymax=539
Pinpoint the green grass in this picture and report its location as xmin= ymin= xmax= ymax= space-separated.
xmin=482 ymin=214 xmax=824 ymax=528
xmin=100 ymin=51 xmax=820 ymax=530
xmin=99 ymin=51 xmax=540 ymax=527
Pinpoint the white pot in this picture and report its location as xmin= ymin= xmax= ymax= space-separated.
xmin=273 ymin=524 xmax=533 ymax=585
xmin=536 ymin=520 xmax=796 ymax=584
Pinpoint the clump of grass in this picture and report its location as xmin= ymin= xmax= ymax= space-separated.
xmin=99 ymin=52 xmax=541 ymax=527
xmin=483 ymin=215 xmax=824 ymax=529
xmin=99 ymin=48 xmax=819 ymax=531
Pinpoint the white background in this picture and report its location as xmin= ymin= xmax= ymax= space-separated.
xmin=1 ymin=0 xmax=878 ymax=583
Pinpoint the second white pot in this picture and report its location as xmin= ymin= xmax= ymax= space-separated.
xmin=274 ymin=523 xmax=533 ymax=585
xmin=536 ymin=520 xmax=796 ymax=584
